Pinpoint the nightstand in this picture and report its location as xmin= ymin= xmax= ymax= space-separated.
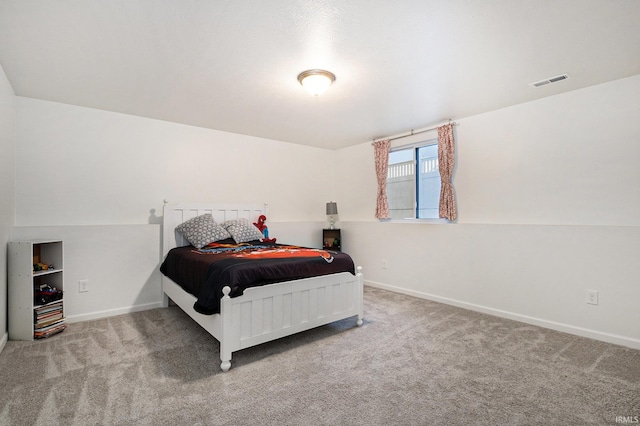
xmin=322 ymin=229 xmax=341 ymax=251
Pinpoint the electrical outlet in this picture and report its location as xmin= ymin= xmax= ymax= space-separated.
xmin=586 ymin=290 xmax=598 ymax=305
xmin=79 ymin=279 xmax=89 ymax=293
xmin=382 ymin=259 xmax=388 ymax=269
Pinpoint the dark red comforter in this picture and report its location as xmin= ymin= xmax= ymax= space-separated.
xmin=160 ymin=240 xmax=355 ymax=315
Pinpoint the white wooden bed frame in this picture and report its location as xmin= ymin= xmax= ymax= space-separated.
xmin=161 ymin=202 xmax=364 ymax=372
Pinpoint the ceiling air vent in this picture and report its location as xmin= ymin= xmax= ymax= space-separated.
xmin=530 ymin=74 xmax=569 ymax=88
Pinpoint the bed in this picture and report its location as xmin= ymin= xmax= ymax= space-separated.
xmin=160 ymin=202 xmax=364 ymax=371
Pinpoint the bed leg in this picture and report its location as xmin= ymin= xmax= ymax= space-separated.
xmin=356 ymin=266 xmax=364 ymax=327
xmin=220 ymin=286 xmax=233 ymax=372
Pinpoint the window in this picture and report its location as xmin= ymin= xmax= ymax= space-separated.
xmin=386 ymin=140 xmax=440 ymax=219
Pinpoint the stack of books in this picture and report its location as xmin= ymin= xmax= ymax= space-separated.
xmin=33 ymin=300 xmax=66 ymax=339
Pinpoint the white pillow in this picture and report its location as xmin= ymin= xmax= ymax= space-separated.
xmin=176 ymin=214 xmax=231 ymax=248
xmin=222 ymin=218 xmax=265 ymax=243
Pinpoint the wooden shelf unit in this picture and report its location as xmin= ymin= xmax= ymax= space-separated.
xmin=8 ymin=240 xmax=65 ymax=341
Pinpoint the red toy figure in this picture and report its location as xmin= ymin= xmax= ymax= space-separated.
xmin=254 ymin=215 xmax=276 ymax=243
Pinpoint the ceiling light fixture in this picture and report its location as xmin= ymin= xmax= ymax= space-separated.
xmin=297 ymin=69 xmax=336 ymax=96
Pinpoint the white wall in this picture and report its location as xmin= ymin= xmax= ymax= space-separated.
xmin=0 ymin=63 xmax=16 ymax=351
xmin=13 ymin=99 xmax=335 ymax=322
xmin=336 ymin=75 xmax=640 ymax=348
xmin=15 ymin=98 xmax=336 ymax=225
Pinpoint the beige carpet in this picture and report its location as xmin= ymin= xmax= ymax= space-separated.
xmin=0 ymin=286 xmax=638 ymax=425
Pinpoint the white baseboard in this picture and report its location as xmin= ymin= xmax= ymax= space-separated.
xmin=365 ymin=280 xmax=640 ymax=350
xmin=0 ymin=331 xmax=7 ymax=354
xmin=66 ymin=301 xmax=165 ymax=323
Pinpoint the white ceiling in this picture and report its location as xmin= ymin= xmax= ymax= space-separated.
xmin=1 ymin=0 xmax=639 ymax=150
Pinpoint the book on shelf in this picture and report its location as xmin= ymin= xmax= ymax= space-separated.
xmin=35 ymin=313 xmax=63 ymax=325
xmin=34 ymin=300 xmax=63 ymax=311
xmin=35 ymin=308 xmax=62 ymax=318
xmin=33 ymin=298 xmax=66 ymax=338
xmin=34 ymin=306 xmax=63 ymax=321
xmin=35 ymin=316 xmax=65 ymax=328
xmin=34 ymin=322 xmax=66 ymax=339
xmin=34 ymin=318 xmax=65 ymax=331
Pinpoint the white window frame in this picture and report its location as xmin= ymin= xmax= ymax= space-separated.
xmin=385 ymin=138 xmax=448 ymax=223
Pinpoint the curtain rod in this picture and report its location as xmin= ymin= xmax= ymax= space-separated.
xmin=373 ymin=120 xmax=456 ymax=143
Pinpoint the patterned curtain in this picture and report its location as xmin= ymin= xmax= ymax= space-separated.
xmin=372 ymin=139 xmax=391 ymax=219
xmin=437 ymin=124 xmax=457 ymax=221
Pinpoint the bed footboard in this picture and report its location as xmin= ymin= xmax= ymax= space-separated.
xmin=219 ymin=267 xmax=364 ymax=371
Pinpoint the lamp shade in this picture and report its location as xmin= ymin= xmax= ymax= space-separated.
xmin=326 ymin=202 xmax=338 ymax=215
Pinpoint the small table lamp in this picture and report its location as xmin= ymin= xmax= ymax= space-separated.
xmin=326 ymin=202 xmax=338 ymax=229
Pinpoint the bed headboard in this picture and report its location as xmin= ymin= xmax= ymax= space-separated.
xmin=162 ymin=202 xmax=267 ymax=257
